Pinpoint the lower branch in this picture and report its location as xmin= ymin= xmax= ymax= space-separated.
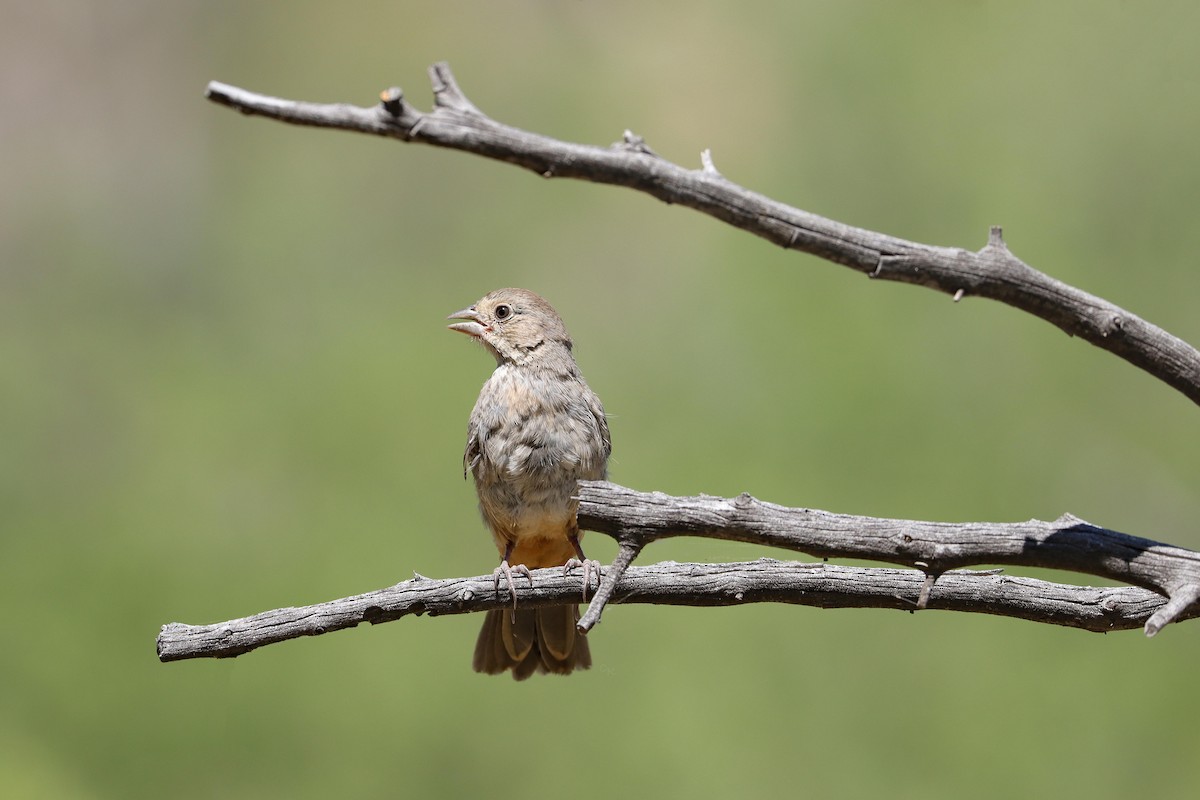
xmin=156 ymin=559 xmax=1193 ymax=662
xmin=156 ymin=480 xmax=1200 ymax=663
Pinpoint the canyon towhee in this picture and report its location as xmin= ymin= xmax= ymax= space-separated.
xmin=448 ymin=288 xmax=611 ymax=679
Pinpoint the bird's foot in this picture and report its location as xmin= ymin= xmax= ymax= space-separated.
xmin=492 ymin=560 xmax=533 ymax=616
xmin=563 ymin=558 xmax=603 ymax=601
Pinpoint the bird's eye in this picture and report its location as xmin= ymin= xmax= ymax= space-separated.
xmin=494 ymin=304 xmax=512 ymax=321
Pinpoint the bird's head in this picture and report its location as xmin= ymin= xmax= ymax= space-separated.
xmin=448 ymin=288 xmax=573 ymax=366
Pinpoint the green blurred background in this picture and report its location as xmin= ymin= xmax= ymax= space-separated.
xmin=3 ymin=1 xmax=1198 ymax=797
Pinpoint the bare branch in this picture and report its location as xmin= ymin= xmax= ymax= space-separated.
xmin=156 ymin=558 xmax=1193 ymax=662
xmin=184 ymin=66 xmax=1200 ymax=660
xmin=205 ymin=63 xmax=1200 ymax=406
xmin=574 ymin=481 xmax=1200 ymax=636
xmin=155 ymin=477 xmax=1200 ymax=663
xmin=577 ymin=537 xmax=643 ymax=633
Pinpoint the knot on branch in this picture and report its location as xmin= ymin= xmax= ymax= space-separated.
xmin=615 ymin=129 xmax=660 ymax=157
xmin=986 ymin=225 xmax=1008 ymax=251
xmin=379 ymin=87 xmax=405 ymax=117
xmin=700 ymin=148 xmax=723 ymax=178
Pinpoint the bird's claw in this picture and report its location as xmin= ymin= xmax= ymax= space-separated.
xmin=492 ymin=560 xmax=533 ymax=617
xmin=563 ymin=558 xmax=602 ymax=601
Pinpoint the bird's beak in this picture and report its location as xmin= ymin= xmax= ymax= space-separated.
xmin=447 ymin=306 xmax=487 ymax=338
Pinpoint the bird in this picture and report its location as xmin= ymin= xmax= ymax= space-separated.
xmin=448 ymin=288 xmax=611 ymax=679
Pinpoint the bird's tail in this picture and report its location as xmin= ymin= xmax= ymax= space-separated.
xmin=473 ymin=605 xmax=592 ymax=680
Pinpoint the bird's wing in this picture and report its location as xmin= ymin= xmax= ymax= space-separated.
xmin=463 ymin=421 xmax=480 ymax=480
xmin=589 ymin=390 xmax=612 ymax=462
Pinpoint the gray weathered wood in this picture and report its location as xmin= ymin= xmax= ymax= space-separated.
xmin=156 ymin=558 xmax=1193 ymax=662
xmin=206 ymin=64 xmax=1200 ymax=406
xmin=574 ymin=481 xmax=1200 ymax=636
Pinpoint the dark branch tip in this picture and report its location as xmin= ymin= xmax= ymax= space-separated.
xmin=204 ymin=81 xmax=240 ymax=111
xmin=379 ymin=86 xmax=405 ymax=116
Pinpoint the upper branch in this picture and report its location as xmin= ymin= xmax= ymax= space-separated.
xmin=205 ymin=63 xmax=1200 ymax=406
xmin=575 ymin=481 xmax=1200 ymax=636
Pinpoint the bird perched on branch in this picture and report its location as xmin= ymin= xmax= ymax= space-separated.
xmin=448 ymin=288 xmax=611 ymax=679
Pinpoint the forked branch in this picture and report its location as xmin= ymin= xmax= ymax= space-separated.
xmin=155 ymin=478 xmax=1200 ymax=662
xmin=574 ymin=481 xmax=1200 ymax=636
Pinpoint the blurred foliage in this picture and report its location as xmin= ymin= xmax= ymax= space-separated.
xmin=2 ymin=1 xmax=1199 ymax=798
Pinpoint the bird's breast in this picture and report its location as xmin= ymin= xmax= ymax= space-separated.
xmin=469 ymin=366 xmax=607 ymax=540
